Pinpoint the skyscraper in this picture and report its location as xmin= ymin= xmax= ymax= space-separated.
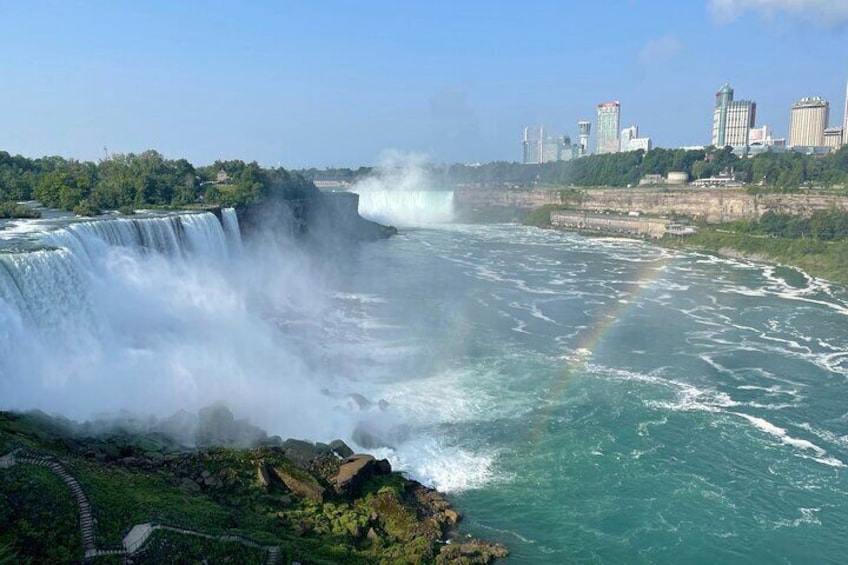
xmin=711 ymin=83 xmax=756 ymax=148
xmin=596 ymin=102 xmax=620 ymax=154
xmin=789 ymin=97 xmax=829 ymax=147
xmin=711 ymin=83 xmax=734 ymax=147
xmin=522 ymin=126 xmax=543 ymax=164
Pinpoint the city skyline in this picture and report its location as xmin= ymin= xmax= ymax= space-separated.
xmin=0 ymin=1 xmax=846 ymax=167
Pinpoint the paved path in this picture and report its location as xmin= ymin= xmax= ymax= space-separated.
xmin=0 ymin=448 xmax=281 ymax=563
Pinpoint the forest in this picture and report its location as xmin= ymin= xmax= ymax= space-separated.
xmin=0 ymin=150 xmax=317 ymax=218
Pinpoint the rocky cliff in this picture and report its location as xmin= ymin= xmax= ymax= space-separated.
xmin=236 ymin=192 xmax=397 ymax=244
xmin=457 ymin=187 xmax=848 ymax=224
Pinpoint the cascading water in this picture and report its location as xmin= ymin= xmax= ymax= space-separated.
xmin=354 ymin=190 xmax=455 ymax=227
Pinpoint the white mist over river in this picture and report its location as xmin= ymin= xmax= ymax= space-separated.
xmin=2 ymin=192 xmax=848 ymax=563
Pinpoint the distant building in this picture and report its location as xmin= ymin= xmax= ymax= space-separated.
xmin=522 ymin=126 xmax=543 ymax=164
xmin=577 ymin=121 xmax=591 ymax=156
xmin=711 ymin=83 xmax=756 ymax=148
xmin=596 ymin=102 xmax=621 ymax=154
xmin=541 ymin=135 xmax=574 ymax=163
xmin=824 ymin=127 xmax=844 ymax=150
xmin=620 ymin=125 xmax=638 ymax=151
xmin=619 ymin=125 xmax=651 ymax=152
xmin=789 ymin=97 xmax=829 ymax=147
xmin=216 ymin=169 xmax=229 ymax=183
xmin=523 ymin=126 xmax=575 ymax=163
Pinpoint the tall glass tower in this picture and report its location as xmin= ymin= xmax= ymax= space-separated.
xmin=596 ymin=102 xmax=621 ymax=154
xmin=711 ymin=83 xmax=734 ymax=147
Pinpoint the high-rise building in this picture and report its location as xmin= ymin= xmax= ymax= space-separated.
xmin=522 ymin=126 xmax=543 ymax=164
xmin=620 ymin=125 xmax=652 ymax=152
xmin=620 ymin=125 xmax=638 ymax=152
xmin=523 ymin=126 xmax=575 ymax=163
xmin=711 ymin=83 xmax=756 ymax=148
xmin=789 ymin=97 xmax=829 ymax=147
xmin=711 ymin=83 xmax=734 ymax=147
xmin=577 ymin=121 xmax=591 ymax=156
xmin=596 ymin=102 xmax=621 ymax=154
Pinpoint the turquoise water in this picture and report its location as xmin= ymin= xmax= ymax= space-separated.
xmin=327 ymin=223 xmax=848 ymax=564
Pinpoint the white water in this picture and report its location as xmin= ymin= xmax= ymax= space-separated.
xmin=349 ymin=152 xmax=455 ymax=227
xmin=355 ymin=190 xmax=455 ymax=227
xmin=0 ymin=210 xmax=349 ymax=440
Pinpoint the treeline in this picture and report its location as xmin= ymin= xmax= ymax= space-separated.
xmin=0 ymin=150 xmax=317 ymax=217
xmin=301 ymin=146 xmax=848 ymax=190
xmin=444 ymin=146 xmax=848 ymax=189
xmin=738 ymin=210 xmax=848 ymax=241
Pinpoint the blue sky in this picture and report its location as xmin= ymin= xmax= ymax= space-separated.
xmin=1 ymin=0 xmax=846 ymax=167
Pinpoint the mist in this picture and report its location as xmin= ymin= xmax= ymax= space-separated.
xmin=351 ymin=150 xmax=456 ymax=227
xmin=0 ymin=211 xmax=379 ymax=445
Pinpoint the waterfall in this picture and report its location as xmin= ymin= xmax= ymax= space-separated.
xmin=221 ymin=208 xmax=243 ymax=254
xmin=0 ymin=210 xmax=241 ymax=338
xmin=354 ymin=190 xmax=455 ymax=227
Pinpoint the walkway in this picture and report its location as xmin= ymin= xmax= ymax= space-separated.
xmin=0 ymin=448 xmax=281 ymax=563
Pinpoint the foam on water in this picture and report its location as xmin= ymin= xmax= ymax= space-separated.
xmin=731 ymin=412 xmax=845 ymax=468
xmin=370 ymin=437 xmax=500 ymax=493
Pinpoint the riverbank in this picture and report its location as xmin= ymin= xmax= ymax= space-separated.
xmin=521 ymin=199 xmax=848 ymax=286
xmin=657 ymin=227 xmax=848 ymax=285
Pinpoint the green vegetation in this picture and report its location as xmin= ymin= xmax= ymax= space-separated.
xmin=0 ymin=412 xmax=505 ymax=564
xmin=441 ymin=145 xmax=848 ymax=189
xmin=661 ymin=214 xmax=848 ymax=284
xmin=0 ymin=150 xmax=318 ymax=217
xmin=523 ymin=204 xmax=562 ymax=228
xmin=303 ymin=145 xmax=848 ymax=191
xmin=0 ymin=201 xmax=40 ymax=219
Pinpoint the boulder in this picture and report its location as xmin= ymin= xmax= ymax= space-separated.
xmin=271 ymin=466 xmax=325 ymax=503
xmin=282 ymin=438 xmax=322 ymax=467
xmin=333 ymin=454 xmax=376 ymax=496
xmin=180 ymin=477 xmax=201 ymax=492
xmin=256 ymin=462 xmax=271 ymax=488
xmin=375 ymin=458 xmax=392 ymax=475
xmin=444 ymin=509 xmax=461 ymax=525
xmin=329 ymin=439 xmax=354 ymax=459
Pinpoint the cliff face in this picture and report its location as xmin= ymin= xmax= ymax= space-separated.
xmin=236 ymin=192 xmax=397 ymax=243
xmin=456 ymin=187 xmax=848 ymax=224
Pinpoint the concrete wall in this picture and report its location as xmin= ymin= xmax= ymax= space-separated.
xmin=551 ymin=212 xmax=668 ymax=238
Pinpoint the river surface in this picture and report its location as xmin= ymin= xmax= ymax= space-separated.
xmin=325 ymin=222 xmax=848 ymax=564
xmin=2 ymin=206 xmax=848 ymax=563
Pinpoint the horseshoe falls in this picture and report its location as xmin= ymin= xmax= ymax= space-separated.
xmin=3 ymin=212 xmax=848 ymax=563
xmin=354 ymin=189 xmax=456 ymax=227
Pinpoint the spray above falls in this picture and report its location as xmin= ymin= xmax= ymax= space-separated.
xmin=0 ymin=209 xmax=353 ymax=441
xmin=351 ymin=152 xmax=455 ymax=227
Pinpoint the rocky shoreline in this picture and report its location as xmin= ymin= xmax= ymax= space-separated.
xmin=0 ymin=409 xmax=507 ymax=564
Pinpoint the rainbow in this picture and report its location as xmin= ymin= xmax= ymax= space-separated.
xmin=530 ymin=253 xmax=675 ymax=442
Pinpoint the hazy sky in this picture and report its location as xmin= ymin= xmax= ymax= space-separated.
xmin=1 ymin=0 xmax=846 ymax=168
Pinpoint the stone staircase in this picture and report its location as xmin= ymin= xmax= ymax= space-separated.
xmin=13 ymin=449 xmax=103 ymax=559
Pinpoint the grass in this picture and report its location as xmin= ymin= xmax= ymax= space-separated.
xmin=661 ymin=227 xmax=848 ymax=285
